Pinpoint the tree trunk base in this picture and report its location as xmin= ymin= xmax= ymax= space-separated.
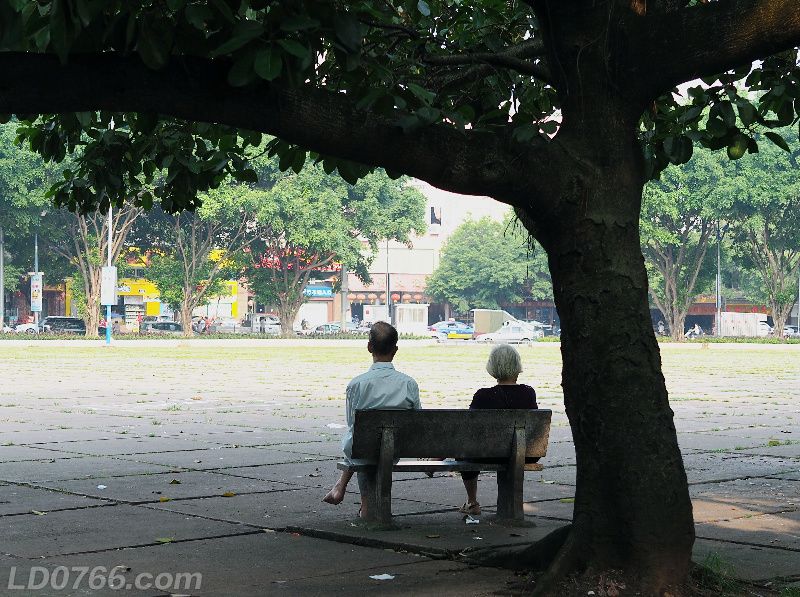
xmin=462 ymin=524 xmax=694 ymax=596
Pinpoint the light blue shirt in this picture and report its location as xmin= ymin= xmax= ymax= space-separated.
xmin=342 ymin=362 xmax=421 ymax=462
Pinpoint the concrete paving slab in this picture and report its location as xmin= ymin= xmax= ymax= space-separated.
xmin=292 ymin=512 xmax=570 ymax=556
xmin=215 ymin=461 xmax=354 ymax=487
xmin=690 ymin=478 xmax=800 ymax=523
xmin=113 ymin=446 xmax=336 ymax=471
xmin=683 ymin=453 xmax=800 ymax=483
xmin=0 ymin=445 xmax=85 ymax=462
xmin=277 ymin=558 xmax=525 ymax=596
xmin=695 ymin=509 xmax=800 ymax=551
xmin=47 ymin=436 xmax=231 ymax=456
xmin=0 ymin=457 xmax=177 ymax=483
xmin=2 ymin=504 xmax=254 ymax=558
xmin=740 ymin=443 xmax=800 ymax=458
xmin=1 ymin=532 xmax=486 ymax=596
xmin=37 ymin=470 xmax=294 ymax=503
xmin=0 ymin=484 xmax=111 ymax=515
xmin=3 ymin=430 xmax=135 ymax=445
xmin=693 ymin=538 xmax=800 ymax=581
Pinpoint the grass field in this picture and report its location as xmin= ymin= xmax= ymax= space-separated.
xmin=0 ymin=340 xmax=796 ymax=417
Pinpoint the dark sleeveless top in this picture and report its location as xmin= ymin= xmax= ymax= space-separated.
xmin=470 ymin=384 xmax=538 ymax=410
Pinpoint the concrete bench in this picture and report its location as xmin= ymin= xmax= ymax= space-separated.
xmin=337 ymin=408 xmax=552 ymax=523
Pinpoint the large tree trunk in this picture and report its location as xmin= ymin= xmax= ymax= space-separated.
xmin=84 ymin=293 xmax=100 ymax=339
xmin=83 ymin=270 xmax=101 ymax=339
xmin=277 ymin=300 xmax=301 ymax=338
xmin=179 ymin=301 xmax=194 ymax=338
xmin=670 ymin=311 xmax=687 ymax=342
xmin=517 ymin=116 xmax=694 ymax=592
xmin=771 ymin=301 xmax=793 ymax=338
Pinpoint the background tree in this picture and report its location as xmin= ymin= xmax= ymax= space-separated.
xmin=427 ymin=214 xmax=551 ymax=314
xmin=641 ymin=149 xmax=725 ymax=340
xmin=134 ymin=190 xmax=252 ymax=337
xmin=724 ymin=134 xmax=800 ymax=336
xmin=5 ymin=2 xmax=800 ymax=590
xmin=0 ymin=121 xmax=62 ymax=323
xmin=48 ymin=206 xmax=141 ymax=337
xmin=241 ymin=158 xmax=426 ymax=336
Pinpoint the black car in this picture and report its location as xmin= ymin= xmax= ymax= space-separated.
xmin=41 ymin=316 xmax=86 ymax=334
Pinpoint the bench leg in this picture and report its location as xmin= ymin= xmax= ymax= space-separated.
xmin=496 ymin=470 xmax=524 ymax=520
xmin=497 ymin=426 xmax=526 ymax=521
xmin=374 ymin=428 xmax=394 ymax=524
xmin=359 ymin=472 xmax=379 ymax=522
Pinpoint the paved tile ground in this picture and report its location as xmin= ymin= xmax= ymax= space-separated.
xmin=0 ymin=339 xmax=798 ymax=595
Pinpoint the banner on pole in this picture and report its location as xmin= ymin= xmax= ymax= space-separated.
xmin=30 ymin=273 xmax=43 ymax=312
xmin=100 ymin=266 xmax=118 ymax=306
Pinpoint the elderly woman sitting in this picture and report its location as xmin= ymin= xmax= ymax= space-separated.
xmin=459 ymin=343 xmax=538 ymax=516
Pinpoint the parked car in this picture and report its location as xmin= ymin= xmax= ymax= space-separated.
xmin=757 ymin=321 xmax=773 ymax=337
xmin=141 ymin=321 xmax=183 ymax=335
xmin=41 ymin=316 xmax=87 ymax=335
xmin=783 ymin=325 xmax=799 ymax=338
xmin=476 ymin=322 xmax=542 ymax=343
xmin=14 ymin=321 xmax=40 ymax=334
xmin=428 ymin=320 xmax=474 ymax=340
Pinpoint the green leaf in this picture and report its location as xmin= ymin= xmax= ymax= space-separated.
xmin=185 ymin=5 xmax=212 ymax=29
xmin=417 ymin=1 xmax=431 ymax=16
xmin=763 ymin=131 xmax=791 ymax=152
xmin=277 ymin=39 xmax=310 ymax=60
xmin=254 ymin=48 xmax=283 ymax=81
xmin=333 ymin=14 xmax=361 ymax=52
xmin=279 ymin=15 xmax=320 ymax=32
xmin=137 ymin=17 xmax=173 ymax=70
xmin=210 ymin=21 xmax=264 ymax=57
xmin=736 ymin=100 xmax=757 ymax=127
xmin=228 ymin=53 xmax=256 ymax=87
xmin=406 ymin=83 xmax=436 ymax=105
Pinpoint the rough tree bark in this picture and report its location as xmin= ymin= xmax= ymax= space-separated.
xmin=514 ymin=116 xmax=694 ymax=591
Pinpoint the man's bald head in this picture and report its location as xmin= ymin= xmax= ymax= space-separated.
xmin=368 ymin=321 xmax=398 ymax=359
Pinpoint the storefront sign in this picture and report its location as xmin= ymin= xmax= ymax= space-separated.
xmin=304 ymin=285 xmax=333 ymax=298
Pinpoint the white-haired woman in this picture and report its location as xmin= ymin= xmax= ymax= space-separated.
xmin=459 ymin=343 xmax=538 ymax=515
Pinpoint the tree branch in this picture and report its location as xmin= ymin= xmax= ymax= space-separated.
xmin=0 ymin=51 xmax=557 ymax=208
xmin=423 ymin=38 xmax=552 ymax=83
xmin=640 ymin=0 xmax=800 ymax=96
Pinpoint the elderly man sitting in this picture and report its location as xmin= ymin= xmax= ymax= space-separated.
xmin=322 ymin=321 xmax=420 ymax=518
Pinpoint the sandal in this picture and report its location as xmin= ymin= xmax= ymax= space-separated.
xmin=458 ymin=501 xmax=481 ymax=516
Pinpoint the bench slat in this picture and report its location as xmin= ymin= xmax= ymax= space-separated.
xmin=351 ymin=409 xmax=551 ymax=460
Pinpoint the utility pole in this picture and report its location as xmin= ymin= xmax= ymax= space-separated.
xmin=385 ymin=238 xmax=391 ymax=322
xmin=105 ymin=206 xmax=112 ymax=345
xmin=33 ymin=231 xmax=39 ymax=327
xmin=340 ymin=264 xmax=349 ymax=331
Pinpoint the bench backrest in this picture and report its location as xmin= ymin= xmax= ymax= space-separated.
xmin=350 ymin=409 xmax=551 ymax=460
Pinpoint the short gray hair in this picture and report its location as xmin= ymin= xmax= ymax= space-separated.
xmin=486 ymin=344 xmax=523 ymax=381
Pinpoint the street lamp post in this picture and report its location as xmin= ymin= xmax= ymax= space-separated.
xmin=105 ymin=206 xmax=112 ymax=345
xmin=385 ymin=238 xmax=391 ymax=321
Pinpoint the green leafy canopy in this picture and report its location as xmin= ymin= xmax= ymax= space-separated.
xmin=4 ymin=2 xmax=799 ymax=214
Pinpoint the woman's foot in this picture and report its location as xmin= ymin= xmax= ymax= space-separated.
xmin=458 ymin=501 xmax=481 ymax=516
xmin=322 ymin=485 xmax=345 ymax=504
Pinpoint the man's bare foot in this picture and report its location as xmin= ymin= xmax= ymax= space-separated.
xmin=322 ymin=486 xmax=345 ymax=505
